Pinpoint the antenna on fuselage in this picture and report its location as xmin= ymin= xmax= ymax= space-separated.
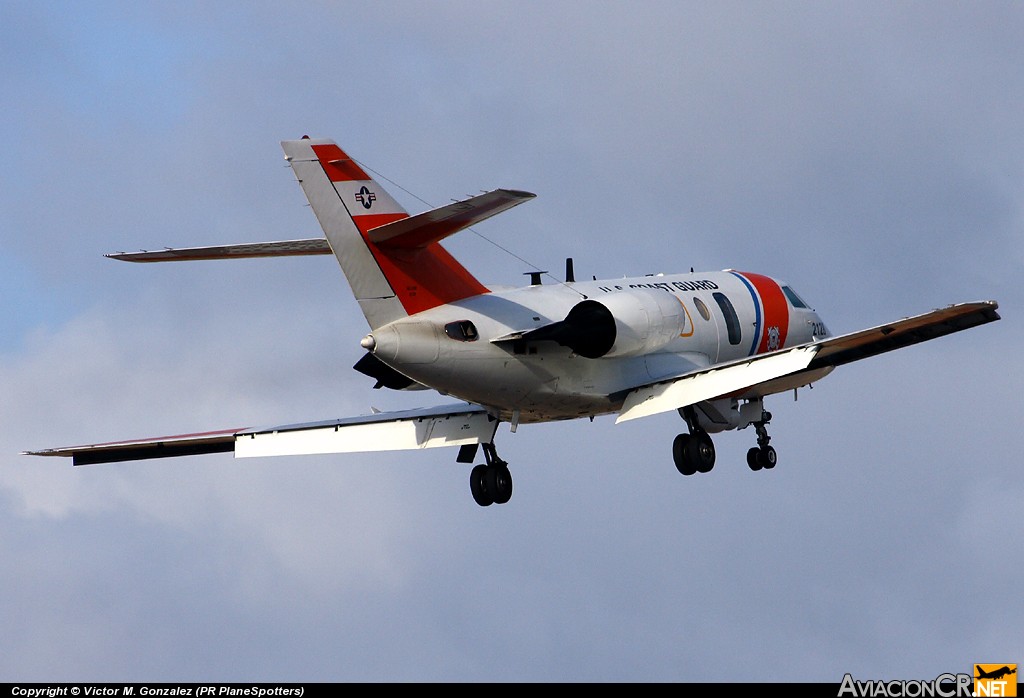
xmin=565 ymin=257 xmax=575 ymax=283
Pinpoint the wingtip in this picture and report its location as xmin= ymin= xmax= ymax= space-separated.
xmin=510 ymin=189 xmax=537 ymax=199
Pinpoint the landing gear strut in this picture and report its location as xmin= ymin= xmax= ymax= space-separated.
xmin=673 ymin=407 xmax=716 ymax=476
xmin=746 ymin=410 xmax=777 ymax=471
xmin=671 ymin=403 xmax=782 ymax=476
xmin=469 ymin=443 xmax=513 ymax=507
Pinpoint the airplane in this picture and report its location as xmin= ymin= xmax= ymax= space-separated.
xmin=25 ymin=137 xmax=1002 ymax=507
xmin=976 ymin=666 xmax=1017 ymax=681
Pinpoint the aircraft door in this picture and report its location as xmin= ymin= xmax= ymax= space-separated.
xmin=711 ymin=291 xmax=744 ymax=361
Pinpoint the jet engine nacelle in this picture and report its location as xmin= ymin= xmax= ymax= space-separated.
xmin=529 ymin=289 xmax=688 ymax=359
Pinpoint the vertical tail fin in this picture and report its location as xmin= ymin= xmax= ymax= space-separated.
xmin=281 ymin=138 xmax=488 ymax=329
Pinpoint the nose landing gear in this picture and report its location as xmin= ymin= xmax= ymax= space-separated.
xmin=746 ymin=411 xmax=777 ymax=471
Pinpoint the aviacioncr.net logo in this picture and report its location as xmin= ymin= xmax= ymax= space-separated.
xmin=838 ymin=673 xmax=973 ymax=697
xmin=974 ymin=665 xmax=1017 ymax=697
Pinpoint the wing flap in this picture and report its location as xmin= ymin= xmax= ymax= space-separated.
xmin=366 ymin=189 xmax=535 ymax=249
xmin=107 ymin=239 xmax=332 ymax=263
xmin=616 ymin=346 xmax=819 ymax=423
xmin=235 ymin=403 xmax=498 ymax=458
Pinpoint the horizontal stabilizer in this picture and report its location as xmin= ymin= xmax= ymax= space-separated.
xmin=366 ymin=189 xmax=535 ymax=249
xmin=106 ymin=239 xmax=332 ymax=263
xmin=25 ymin=403 xmax=498 ymax=465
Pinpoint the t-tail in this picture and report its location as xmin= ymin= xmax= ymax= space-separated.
xmin=281 ymin=138 xmax=534 ymax=329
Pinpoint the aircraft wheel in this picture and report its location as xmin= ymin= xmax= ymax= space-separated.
xmin=488 ymin=464 xmax=513 ymax=505
xmin=470 ymin=464 xmax=493 ymax=507
xmin=686 ymin=432 xmax=716 ymax=474
xmin=757 ymin=446 xmax=777 ymax=470
xmin=747 ymin=447 xmax=762 ymax=471
xmin=673 ymin=434 xmax=695 ymax=476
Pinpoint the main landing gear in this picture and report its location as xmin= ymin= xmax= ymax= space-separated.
xmin=469 ymin=443 xmax=513 ymax=507
xmin=673 ymin=407 xmax=716 ymax=476
xmin=672 ymin=405 xmax=778 ymax=476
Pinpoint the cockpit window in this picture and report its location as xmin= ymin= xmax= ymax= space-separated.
xmin=712 ymin=292 xmax=742 ymax=345
xmin=444 ymin=320 xmax=479 ymax=342
xmin=781 ymin=286 xmax=809 ymax=309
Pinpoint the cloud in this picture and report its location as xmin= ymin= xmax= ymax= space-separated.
xmin=0 ymin=0 xmax=1019 ymax=682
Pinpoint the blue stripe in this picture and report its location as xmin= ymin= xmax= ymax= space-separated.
xmin=729 ymin=271 xmax=761 ymax=356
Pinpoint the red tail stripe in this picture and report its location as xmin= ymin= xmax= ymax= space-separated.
xmin=366 ymin=241 xmax=490 ymax=315
xmin=352 ymin=212 xmax=408 ymax=234
xmin=355 ymin=212 xmax=488 ymax=313
xmin=311 ymin=144 xmax=371 ymax=182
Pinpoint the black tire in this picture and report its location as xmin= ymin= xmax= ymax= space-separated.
xmin=758 ymin=446 xmax=777 ymax=470
xmin=673 ymin=433 xmax=694 ymax=475
xmin=470 ymin=464 xmax=493 ymax=506
xmin=747 ymin=447 xmax=762 ymax=471
xmin=686 ymin=432 xmax=716 ymax=474
xmin=488 ymin=464 xmax=513 ymax=504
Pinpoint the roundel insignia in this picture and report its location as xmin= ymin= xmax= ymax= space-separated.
xmin=354 ymin=185 xmax=377 ymax=210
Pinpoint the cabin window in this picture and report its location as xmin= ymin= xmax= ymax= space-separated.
xmin=693 ymin=297 xmax=711 ymax=322
xmin=712 ymin=292 xmax=742 ymax=345
xmin=444 ymin=320 xmax=479 ymax=342
xmin=782 ymin=285 xmax=809 ymax=309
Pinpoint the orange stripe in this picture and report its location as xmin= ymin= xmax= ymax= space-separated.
xmin=311 ymin=143 xmax=371 ymax=182
xmin=365 ymin=240 xmax=489 ymax=314
xmin=352 ymin=212 xmax=408 ymax=233
xmin=740 ymin=271 xmax=790 ymax=353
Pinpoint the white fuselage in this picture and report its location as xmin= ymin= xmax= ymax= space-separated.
xmin=366 ymin=270 xmax=830 ymax=423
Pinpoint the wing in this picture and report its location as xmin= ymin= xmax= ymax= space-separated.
xmin=25 ymin=403 xmax=498 ymax=466
xmin=804 ymin=300 xmax=999 ymax=369
xmin=107 ymin=238 xmax=332 ymax=262
xmin=105 ymin=189 xmax=535 ymax=263
xmin=616 ymin=301 xmax=999 ymax=423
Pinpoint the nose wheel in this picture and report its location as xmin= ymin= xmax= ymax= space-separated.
xmin=469 ymin=443 xmax=513 ymax=506
xmin=746 ymin=411 xmax=777 ymax=471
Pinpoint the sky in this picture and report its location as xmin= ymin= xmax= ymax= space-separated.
xmin=1 ymin=0 xmax=1021 ymax=683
